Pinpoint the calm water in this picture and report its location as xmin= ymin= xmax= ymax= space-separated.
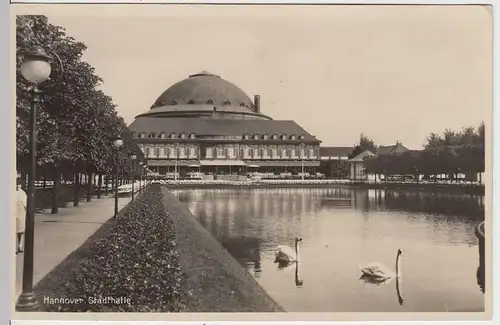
xmin=173 ymin=187 xmax=485 ymax=312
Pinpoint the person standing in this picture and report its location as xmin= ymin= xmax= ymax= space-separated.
xmin=16 ymin=180 xmax=27 ymax=254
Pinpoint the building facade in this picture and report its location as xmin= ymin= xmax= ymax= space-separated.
xmin=347 ymin=142 xmax=410 ymax=181
xmin=129 ymin=71 xmax=322 ymax=179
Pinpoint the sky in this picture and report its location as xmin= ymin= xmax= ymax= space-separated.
xmin=16 ymin=4 xmax=492 ymax=148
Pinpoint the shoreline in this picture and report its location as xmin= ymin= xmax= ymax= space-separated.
xmin=162 ymin=180 xmax=484 ymax=195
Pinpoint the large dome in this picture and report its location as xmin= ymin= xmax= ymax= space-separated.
xmin=152 ymin=71 xmax=254 ymax=109
xmin=137 ymin=71 xmax=271 ymax=120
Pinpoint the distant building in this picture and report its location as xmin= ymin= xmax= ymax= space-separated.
xmin=318 ymin=146 xmax=353 ymax=179
xmin=319 ymin=146 xmax=353 ymax=161
xmin=347 ymin=142 xmax=410 ymax=181
xmin=129 ymin=71 xmax=322 ymax=179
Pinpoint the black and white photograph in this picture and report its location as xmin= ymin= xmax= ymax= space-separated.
xmin=11 ymin=3 xmax=491 ymax=321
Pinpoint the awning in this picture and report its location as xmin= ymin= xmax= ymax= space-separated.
xmin=243 ymin=160 xmax=321 ymax=167
xmin=199 ymin=160 xmax=246 ymax=166
xmin=148 ymin=160 xmax=200 ymax=167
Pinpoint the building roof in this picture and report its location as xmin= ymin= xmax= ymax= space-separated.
xmin=319 ymin=146 xmax=354 ymax=157
xmin=376 ymin=142 xmax=410 ymax=155
xmin=348 ymin=150 xmax=375 ymax=162
xmin=129 ymin=117 xmax=320 ymax=142
xmin=137 ymin=104 xmax=273 ymax=120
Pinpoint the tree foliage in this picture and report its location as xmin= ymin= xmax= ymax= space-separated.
xmin=348 ymin=133 xmax=377 ymax=159
xmin=363 ymin=123 xmax=485 ymax=181
xmin=16 ymin=15 xmax=143 ymax=179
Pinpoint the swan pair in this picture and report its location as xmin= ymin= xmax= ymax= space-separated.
xmin=275 ymin=238 xmax=403 ymax=283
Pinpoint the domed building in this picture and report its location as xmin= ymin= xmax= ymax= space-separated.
xmin=129 ymin=71 xmax=322 ymax=179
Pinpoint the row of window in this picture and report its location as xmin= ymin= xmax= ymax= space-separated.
xmin=154 ymin=99 xmax=250 ymax=108
xmin=134 ymin=132 xmax=306 ymax=140
xmin=142 ymin=146 xmax=317 ymax=159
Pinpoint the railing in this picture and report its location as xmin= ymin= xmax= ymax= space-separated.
xmin=475 ymin=221 xmax=485 ymax=293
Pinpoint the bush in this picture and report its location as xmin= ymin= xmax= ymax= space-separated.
xmin=33 ymin=184 xmax=187 ymax=312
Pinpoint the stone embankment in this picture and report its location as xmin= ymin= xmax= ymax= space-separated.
xmin=31 ymin=185 xmax=283 ymax=312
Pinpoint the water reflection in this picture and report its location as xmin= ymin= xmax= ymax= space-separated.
xmin=174 ymin=188 xmax=485 ymax=312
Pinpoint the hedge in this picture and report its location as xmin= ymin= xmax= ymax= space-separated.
xmin=33 ymin=184 xmax=187 ymax=312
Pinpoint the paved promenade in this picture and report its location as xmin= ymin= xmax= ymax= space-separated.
xmin=14 ymin=194 xmax=133 ymax=297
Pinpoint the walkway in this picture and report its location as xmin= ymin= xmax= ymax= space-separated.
xmin=15 ymin=194 xmax=133 ymax=297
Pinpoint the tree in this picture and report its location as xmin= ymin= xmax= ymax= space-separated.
xmin=16 ymin=15 xmax=143 ymax=212
xmin=348 ymin=133 xmax=377 ymax=159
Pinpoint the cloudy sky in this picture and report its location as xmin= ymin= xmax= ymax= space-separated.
xmin=15 ymin=4 xmax=492 ymax=148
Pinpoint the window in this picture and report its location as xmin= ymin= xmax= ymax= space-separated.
xmin=267 ymin=148 xmax=272 ymax=157
xmin=239 ymin=148 xmax=244 ymax=158
xmin=286 ymin=148 xmax=292 ymax=157
xmin=243 ymin=134 xmax=249 ymax=140
xmin=263 ymin=134 xmax=268 ymax=140
xmin=278 ymin=148 xmax=284 ymax=158
xmin=180 ymin=133 xmax=186 ymax=139
xmin=290 ymin=135 xmax=296 ymax=140
xmin=309 ymin=148 xmax=315 ymax=157
xmin=131 ymin=132 xmax=136 ymax=138
xmin=171 ymin=133 xmax=176 ymax=139
xmin=139 ymin=133 xmax=146 ymax=138
xmin=150 ymin=133 xmax=157 ymax=138
xmin=272 ymin=134 xmax=277 ymax=140
xmin=281 ymin=134 xmax=287 ymax=140
xmin=190 ymin=133 xmax=196 ymax=139
xmin=224 ymin=148 xmax=229 ymax=158
xmin=160 ymin=133 xmax=167 ymax=139
xmin=299 ymin=135 xmax=305 ymax=140
xmin=259 ymin=148 xmax=264 ymax=157
xmin=249 ymin=148 xmax=254 ymax=158
xmin=155 ymin=147 xmax=160 ymax=156
xmin=253 ymin=134 xmax=259 ymax=140
xmin=206 ymin=147 xmax=213 ymax=158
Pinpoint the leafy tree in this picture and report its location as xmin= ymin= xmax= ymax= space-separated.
xmin=16 ymin=15 xmax=142 ymax=212
xmin=348 ymin=133 xmax=377 ymax=159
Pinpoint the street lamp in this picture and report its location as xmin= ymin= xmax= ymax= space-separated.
xmin=138 ymin=161 xmax=143 ymax=191
xmin=16 ymin=46 xmax=63 ymax=311
xmin=300 ymin=143 xmax=305 ymax=181
xmin=129 ymin=153 xmax=137 ymax=201
xmin=112 ymin=137 xmax=124 ymax=218
xmin=175 ymin=146 xmax=179 ymax=181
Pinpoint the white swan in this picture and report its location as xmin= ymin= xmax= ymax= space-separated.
xmin=360 ymin=249 xmax=402 ymax=280
xmin=275 ymin=237 xmax=302 ymax=265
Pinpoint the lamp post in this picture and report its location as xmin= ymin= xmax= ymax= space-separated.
xmin=175 ymin=146 xmax=178 ymax=181
xmin=300 ymin=143 xmax=305 ymax=181
xmin=144 ymin=166 xmax=149 ymax=187
xmin=16 ymin=46 xmax=63 ymax=311
xmin=130 ymin=153 xmax=137 ymax=201
xmin=112 ymin=137 xmax=124 ymax=218
xmin=138 ymin=161 xmax=143 ymax=191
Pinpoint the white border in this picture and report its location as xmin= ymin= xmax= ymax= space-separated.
xmin=4 ymin=1 xmax=497 ymax=325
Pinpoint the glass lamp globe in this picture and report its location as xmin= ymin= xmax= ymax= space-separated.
xmin=138 ymin=161 xmax=143 ymax=166
xmin=130 ymin=154 xmax=137 ymax=161
xmin=113 ymin=138 xmax=124 ymax=148
xmin=20 ymin=46 xmax=52 ymax=85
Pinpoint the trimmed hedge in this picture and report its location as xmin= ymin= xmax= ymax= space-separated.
xmin=33 ymin=184 xmax=187 ymax=312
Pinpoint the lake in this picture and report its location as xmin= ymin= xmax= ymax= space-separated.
xmin=173 ymin=187 xmax=485 ymax=312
